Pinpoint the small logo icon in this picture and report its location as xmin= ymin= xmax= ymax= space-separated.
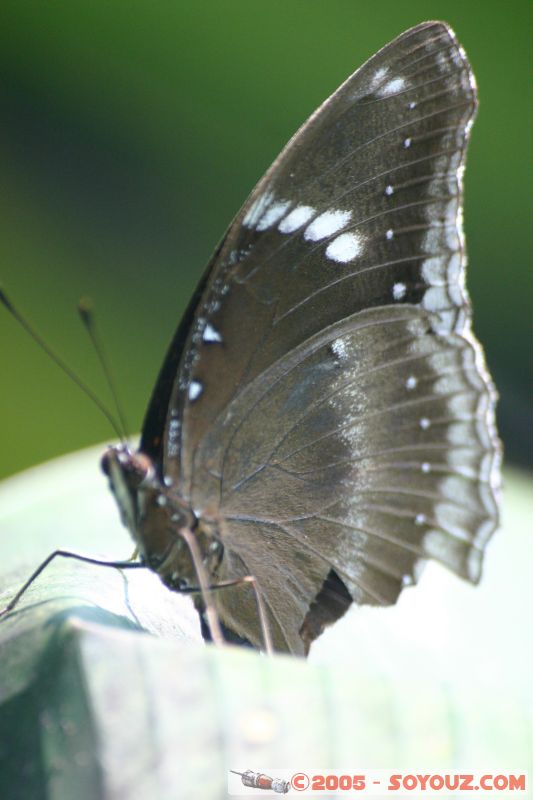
xmin=230 ymin=770 xmax=290 ymax=794
xmin=291 ymin=772 xmax=309 ymax=791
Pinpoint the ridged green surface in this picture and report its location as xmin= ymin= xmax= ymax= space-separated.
xmin=0 ymin=449 xmax=531 ymax=799
xmin=2 ymin=617 xmax=532 ymax=800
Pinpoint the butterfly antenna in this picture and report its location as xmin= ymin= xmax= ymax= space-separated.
xmin=78 ymin=297 xmax=130 ymax=442
xmin=0 ymin=287 xmax=124 ymax=441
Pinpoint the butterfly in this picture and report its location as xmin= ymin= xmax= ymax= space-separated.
xmin=100 ymin=21 xmax=500 ymax=655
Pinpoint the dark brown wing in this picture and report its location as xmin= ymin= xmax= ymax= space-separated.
xmin=142 ymin=22 xmax=500 ymax=653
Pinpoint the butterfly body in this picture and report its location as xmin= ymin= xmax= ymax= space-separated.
xmin=103 ymin=22 xmax=501 ymax=655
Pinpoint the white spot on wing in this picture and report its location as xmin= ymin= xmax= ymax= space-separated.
xmin=392 ymin=282 xmax=406 ymax=300
xmin=378 ymin=77 xmax=406 ymax=96
xmin=385 ymin=185 xmax=394 ymax=196
xmin=256 ymin=199 xmax=291 ymax=231
xmin=406 ymin=376 xmax=417 ymax=390
xmin=243 ymin=190 xmax=274 ymax=229
xmin=358 ymin=66 xmax=390 ymax=99
xmin=325 ymin=232 xmax=363 ymax=263
xmin=188 ymin=380 xmax=203 ymax=401
xmin=203 ymin=323 xmax=222 ymax=343
xmin=419 ymin=417 xmax=431 ymax=430
xmin=278 ymin=204 xmax=315 ymax=233
xmin=374 ymin=66 xmax=389 ymax=83
xmin=331 ymin=338 xmax=348 ymax=359
xmin=304 ymin=209 xmax=352 ymax=242
xmin=421 ymin=253 xmax=445 ymax=284
xmin=167 ymin=417 xmax=180 ymax=457
xmin=423 ymin=286 xmax=448 ymax=311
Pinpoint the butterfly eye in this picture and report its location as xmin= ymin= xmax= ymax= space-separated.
xmin=100 ymin=447 xmax=151 ymax=487
xmin=100 ymin=452 xmax=111 ymax=476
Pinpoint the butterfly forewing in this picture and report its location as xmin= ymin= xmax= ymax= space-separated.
xmin=142 ymin=22 xmax=500 ymax=653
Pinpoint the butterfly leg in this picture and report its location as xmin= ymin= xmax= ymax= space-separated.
xmin=177 ymin=526 xmax=225 ymax=647
xmin=0 ymin=550 xmax=146 ymax=619
xmin=212 ymin=575 xmax=273 ymax=655
xmin=186 ymin=574 xmax=273 ymax=655
xmin=175 ymin=529 xmax=273 ymax=653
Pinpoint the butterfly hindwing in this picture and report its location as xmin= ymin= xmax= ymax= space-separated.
xmin=191 ymin=305 xmax=497 ymax=652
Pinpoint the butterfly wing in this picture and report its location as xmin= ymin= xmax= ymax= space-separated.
xmin=143 ymin=22 xmax=501 ymax=653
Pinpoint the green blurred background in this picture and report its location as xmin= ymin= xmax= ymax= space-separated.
xmin=0 ymin=0 xmax=531 ymax=481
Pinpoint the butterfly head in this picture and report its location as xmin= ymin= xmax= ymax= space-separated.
xmin=101 ymin=445 xmax=156 ymax=532
xmin=101 ymin=444 xmax=223 ymax=590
